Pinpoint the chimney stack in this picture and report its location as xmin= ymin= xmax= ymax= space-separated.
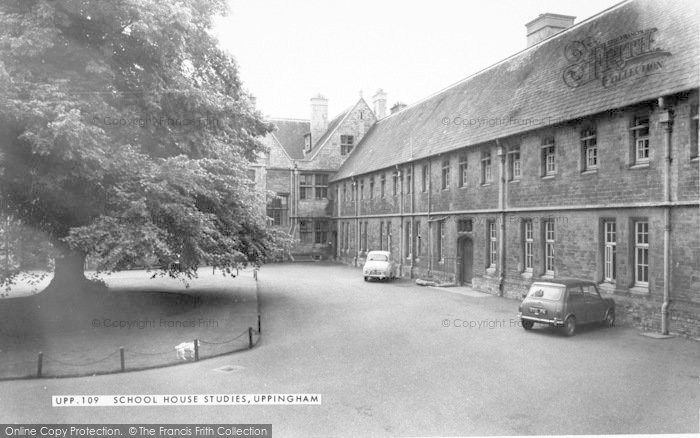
xmin=525 ymin=13 xmax=575 ymax=48
xmin=310 ymin=94 xmax=328 ymax=146
xmin=390 ymin=102 xmax=407 ymax=115
xmin=372 ymin=89 xmax=388 ymax=120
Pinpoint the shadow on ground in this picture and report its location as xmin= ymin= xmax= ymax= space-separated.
xmin=0 ymin=269 xmax=259 ymax=379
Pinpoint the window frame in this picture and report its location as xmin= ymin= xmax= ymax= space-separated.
xmin=314 ymin=174 xmax=328 ymax=199
xmin=481 ymin=150 xmax=492 ymax=185
xmin=691 ymin=101 xmax=699 ymax=159
xmin=340 ymin=135 xmax=354 ymax=155
xmin=603 ymin=220 xmax=616 ymax=283
xmin=437 ymin=220 xmax=446 ymax=263
xmin=266 ymin=194 xmax=289 ymax=227
xmin=405 ymin=220 xmax=412 ymax=259
xmin=581 ymin=127 xmax=598 ymax=171
xmin=441 ymin=158 xmax=450 ymax=190
xmin=507 ymin=146 xmax=521 ymax=181
xmin=405 ymin=167 xmax=412 ymax=194
xmin=523 ymin=220 xmax=533 ymax=273
xmin=541 ymin=137 xmax=556 ymax=176
xmin=634 ymin=221 xmax=649 ymax=287
xmin=458 ymin=154 xmax=468 ymax=187
xmin=544 ymin=220 xmax=555 ymax=275
xmin=299 ymin=220 xmax=313 ymax=244
xmin=488 ymin=221 xmax=497 ymax=268
xmin=631 ymin=115 xmax=650 ymax=164
xmin=379 ymin=222 xmax=384 ymax=251
xmin=314 ymin=220 xmax=329 ymax=244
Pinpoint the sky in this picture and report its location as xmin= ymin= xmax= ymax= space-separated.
xmin=214 ymin=0 xmax=623 ymax=120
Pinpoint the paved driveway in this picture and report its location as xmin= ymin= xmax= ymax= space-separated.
xmin=1 ymin=263 xmax=698 ymax=436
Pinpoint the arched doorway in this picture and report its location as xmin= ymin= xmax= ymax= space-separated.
xmin=458 ymin=236 xmax=473 ymax=285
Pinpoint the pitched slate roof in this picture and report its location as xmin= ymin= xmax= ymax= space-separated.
xmin=333 ymin=0 xmax=700 ymax=181
xmin=309 ymin=106 xmax=352 ymax=155
xmin=268 ymin=118 xmax=310 ymax=160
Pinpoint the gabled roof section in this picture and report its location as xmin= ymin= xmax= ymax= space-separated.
xmin=308 ymin=98 xmax=373 ymax=160
xmin=307 ymin=107 xmax=353 ymax=158
xmin=268 ymin=118 xmax=310 ymax=160
xmin=333 ymin=0 xmax=700 ymax=181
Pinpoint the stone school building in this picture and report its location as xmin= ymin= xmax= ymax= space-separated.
xmin=255 ymin=0 xmax=700 ymax=336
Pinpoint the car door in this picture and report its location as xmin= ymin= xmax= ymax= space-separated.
xmin=566 ymin=287 xmax=585 ymax=322
xmin=583 ymin=285 xmax=606 ymax=322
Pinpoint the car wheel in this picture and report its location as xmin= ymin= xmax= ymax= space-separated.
xmin=604 ymin=310 xmax=615 ymax=327
xmin=364 ymin=276 xmax=368 ymax=282
xmin=522 ymin=320 xmax=534 ymax=331
xmin=563 ymin=316 xmax=576 ymax=337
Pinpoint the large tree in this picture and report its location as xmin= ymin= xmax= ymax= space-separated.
xmin=0 ymin=0 xmax=284 ymax=292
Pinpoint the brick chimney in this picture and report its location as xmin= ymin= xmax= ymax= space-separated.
xmin=372 ymin=89 xmax=388 ymax=120
xmin=390 ymin=102 xmax=407 ymax=115
xmin=310 ymin=94 xmax=328 ymax=146
xmin=525 ymin=13 xmax=575 ymax=48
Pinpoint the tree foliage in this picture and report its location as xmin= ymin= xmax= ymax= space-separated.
xmin=0 ymin=0 xmax=286 ymax=285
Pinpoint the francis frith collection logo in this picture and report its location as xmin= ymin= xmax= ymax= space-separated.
xmin=562 ymin=28 xmax=672 ymax=89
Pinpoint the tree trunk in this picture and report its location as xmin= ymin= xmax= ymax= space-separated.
xmin=53 ymin=247 xmax=86 ymax=283
xmin=46 ymin=245 xmax=90 ymax=295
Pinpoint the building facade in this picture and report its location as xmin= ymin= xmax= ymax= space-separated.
xmin=257 ymin=0 xmax=700 ymax=336
xmin=253 ymin=93 xmax=380 ymax=260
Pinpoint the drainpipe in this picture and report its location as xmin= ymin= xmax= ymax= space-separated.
xmin=658 ymin=97 xmax=673 ymax=335
xmin=410 ymin=161 xmax=415 ymax=278
xmin=353 ymin=176 xmax=359 ymax=267
xmin=496 ymin=141 xmax=506 ymax=297
xmin=397 ymin=165 xmax=403 ymax=276
xmin=428 ymin=157 xmax=433 ymax=276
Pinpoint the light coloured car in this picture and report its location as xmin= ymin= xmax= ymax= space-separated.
xmin=362 ymin=251 xmax=396 ymax=281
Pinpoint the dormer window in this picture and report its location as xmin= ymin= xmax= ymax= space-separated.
xmin=304 ymin=134 xmax=312 ymax=152
xmin=341 ymin=135 xmax=354 ymax=155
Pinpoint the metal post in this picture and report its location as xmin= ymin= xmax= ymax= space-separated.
xmin=120 ymin=347 xmax=125 ymax=372
xmin=37 ymin=352 xmax=43 ymax=378
xmin=194 ymin=339 xmax=199 ymax=361
xmin=257 ymin=314 xmax=261 ymax=334
xmin=248 ymin=327 xmax=253 ymax=349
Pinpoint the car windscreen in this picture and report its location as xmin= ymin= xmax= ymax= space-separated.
xmin=367 ymin=254 xmax=388 ymax=262
xmin=526 ymin=285 xmax=563 ymax=301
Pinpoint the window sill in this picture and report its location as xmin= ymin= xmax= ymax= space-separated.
xmin=521 ymin=271 xmax=533 ymax=279
xmin=690 ymin=155 xmax=700 ymax=162
xmin=541 ymin=174 xmax=556 ymax=180
xmin=630 ymin=285 xmax=649 ymax=295
xmin=508 ymin=179 xmax=521 ymax=184
xmin=629 ymin=162 xmax=650 ymax=170
xmin=481 ymin=183 xmax=492 ymax=187
xmin=486 ymin=267 xmax=497 ymax=276
xmin=540 ymin=273 xmax=554 ymax=280
xmin=581 ymin=169 xmax=598 ymax=175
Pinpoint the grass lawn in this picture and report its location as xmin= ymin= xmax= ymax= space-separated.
xmin=0 ymin=268 xmax=259 ymax=379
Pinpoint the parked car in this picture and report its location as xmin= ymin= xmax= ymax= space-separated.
xmin=518 ymin=279 xmax=615 ymax=336
xmin=362 ymin=251 xmax=396 ymax=281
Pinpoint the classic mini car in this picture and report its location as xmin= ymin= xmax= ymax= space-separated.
xmin=518 ymin=279 xmax=615 ymax=336
xmin=362 ymin=251 xmax=396 ymax=281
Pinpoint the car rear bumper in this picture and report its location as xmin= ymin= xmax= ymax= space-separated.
xmin=518 ymin=313 xmax=564 ymax=327
xmin=366 ymin=273 xmax=389 ymax=279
